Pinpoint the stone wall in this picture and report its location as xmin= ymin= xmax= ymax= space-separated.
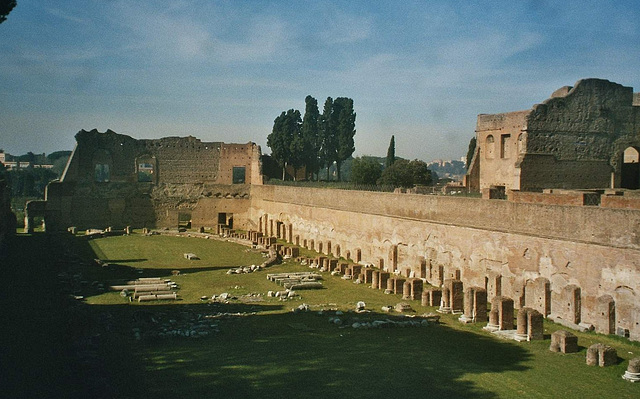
xmin=45 ymin=130 xmax=260 ymax=230
xmin=469 ymin=79 xmax=640 ymax=192
xmin=0 ymin=164 xmax=16 ymax=251
xmin=248 ymin=185 xmax=640 ymax=340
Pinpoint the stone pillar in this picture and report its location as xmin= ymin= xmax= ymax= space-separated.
xmin=460 ymin=286 xmax=487 ymax=323
xmin=485 ymin=296 xmax=514 ymax=331
xmin=528 ymin=309 xmax=544 ymax=340
xmin=549 ymin=330 xmax=578 ymax=353
xmin=497 ymin=296 xmax=514 ymax=330
xmin=371 ymin=270 xmax=380 ymax=289
xmin=516 ymin=308 xmax=529 ymax=337
xmin=402 ymin=280 xmax=412 ymax=300
xmin=623 ymin=357 xmax=640 ymax=382
xmin=439 ymin=285 xmax=451 ymax=313
xmin=389 ymin=244 xmax=398 ymax=272
xmin=378 ymin=272 xmax=390 ymax=290
xmin=594 ymin=295 xmax=615 ymax=335
xmin=422 ymin=288 xmax=442 ymax=307
xmin=408 ymin=279 xmax=423 ymax=300
xmin=24 ymin=216 xmax=34 ymax=233
xmin=515 ymin=307 xmax=544 ymax=341
xmin=586 ymin=344 xmax=617 ymax=367
xmin=444 ymin=279 xmax=464 ymax=313
xmin=363 ymin=268 xmax=374 ymax=284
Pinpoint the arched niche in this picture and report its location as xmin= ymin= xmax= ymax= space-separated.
xmin=485 ymin=135 xmax=495 ymax=159
xmin=621 ymin=146 xmax=640 ymax=189
xmin=93 ymin=149 xmax=112 ymax=183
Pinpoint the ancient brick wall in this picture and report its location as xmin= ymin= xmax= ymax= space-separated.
xmin=471 ymin=79 xmax=640 ymax=192
xmin=249 ymin=185 xmax=640 ymax=340
xmin=475 ymin=110 xmax=528 ymax=190
xmin=46 ymin=130 xmax=260 ymax=230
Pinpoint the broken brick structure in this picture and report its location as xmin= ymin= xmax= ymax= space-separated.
xmin=466 ymin=78 xmax=640 ymax=193
xmin=45 ymin=129 xmax=262 ymax=230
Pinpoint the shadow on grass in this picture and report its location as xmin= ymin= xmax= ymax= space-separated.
xmin=132 ymin=311 xmax=532 ymax=399
xmin=0 ymin=233 xmax=532 ymax=399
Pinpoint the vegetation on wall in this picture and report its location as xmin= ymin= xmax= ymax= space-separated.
xmin=466 ymin=136 xmax=477 ymax=171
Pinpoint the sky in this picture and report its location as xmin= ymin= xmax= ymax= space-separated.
xmin=1 ymin=1 xmax=639 ymax=162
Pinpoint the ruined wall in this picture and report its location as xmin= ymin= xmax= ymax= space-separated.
xmin=471 ymin=79 xmax=640 ymax=192
xmin=46 ymin=129 xmax=260 ymax=230
xmin=0 ymin=164 xmax=16 ymax=251
xmin=249 ymin=185 xmax=640 ymax=340
xmin=476 ymin=110 xmax=528 ymax=190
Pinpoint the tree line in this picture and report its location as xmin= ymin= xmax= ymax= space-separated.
xmin=267 ymin=95 xmax=356 ymax=181
xmin=350 ymin=135 xmax=434 ymax=188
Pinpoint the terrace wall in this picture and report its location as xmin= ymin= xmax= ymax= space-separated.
xmin=248 ymin=185 xmax=640 ymax=340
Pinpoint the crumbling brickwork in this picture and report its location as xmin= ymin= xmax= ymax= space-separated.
xmin=46 ymin=129 xmax=262 ymax=230
xmin=468 ymin=79 xmax=640 ymax=192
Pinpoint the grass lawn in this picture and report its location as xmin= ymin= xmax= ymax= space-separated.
xmin=1 ymin=231 xmax=638 ymax=398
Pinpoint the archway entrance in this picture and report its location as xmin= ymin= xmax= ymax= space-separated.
xmin=621 ymin=147 xmax=640 ymax=189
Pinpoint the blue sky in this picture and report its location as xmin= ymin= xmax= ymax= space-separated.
xmin=1 ymin=1 xmax=639 ymax=162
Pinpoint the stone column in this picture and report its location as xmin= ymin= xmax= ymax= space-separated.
xmin=371 ymin=270 xmax=380 ymax=289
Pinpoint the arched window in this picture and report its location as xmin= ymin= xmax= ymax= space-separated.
xmin=621 ymin=146 xmax=640 ymax=189
xmin=137 ymin=155 xmax=156 ymax=183
xmin=485 ymin=135 xmax=495 ymax=159
xmin=93 ymin=149 xmax=112 ymax=182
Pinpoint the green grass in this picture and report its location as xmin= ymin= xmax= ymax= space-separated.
xmin=1 ymin=232 xmax=639 ymax=398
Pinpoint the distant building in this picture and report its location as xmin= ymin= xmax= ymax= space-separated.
xmin=0 ymin=150 xmax=54 ymax=170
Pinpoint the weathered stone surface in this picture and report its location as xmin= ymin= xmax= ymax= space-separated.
xmin=469 ymin=79 xmax=640 ymax=192
xmin=549 ymin=330 xmax=578 ymax=353
xmin=586 ymin=343 xmax=617 ymax=367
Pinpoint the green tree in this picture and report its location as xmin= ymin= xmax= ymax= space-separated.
xmin=386 ymin=135 xmax=396 ymax=168
xmin=335 ymin=97 xmax=356 ymax=181
xmin=351 ymin=156 xmax=382 ymax=185
xmin=267 ymin=109 xmax=302 ymax=180
xmin=0 ymin=0 xmax=16 ymax=24
xmin=267 ymin=111 xmax=290 ymax=180
xmin=377 ymin=159 xmax=432 ymax=188
xmin=320 ymin=97 xmax=338 ymax=180
xmin=301 ymin=95 xmax=321 ymax=180
xmin=286 ymin=109 xmax=304 ymax=180
xmin=466 ymin=137 xmax=477 ymax=170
